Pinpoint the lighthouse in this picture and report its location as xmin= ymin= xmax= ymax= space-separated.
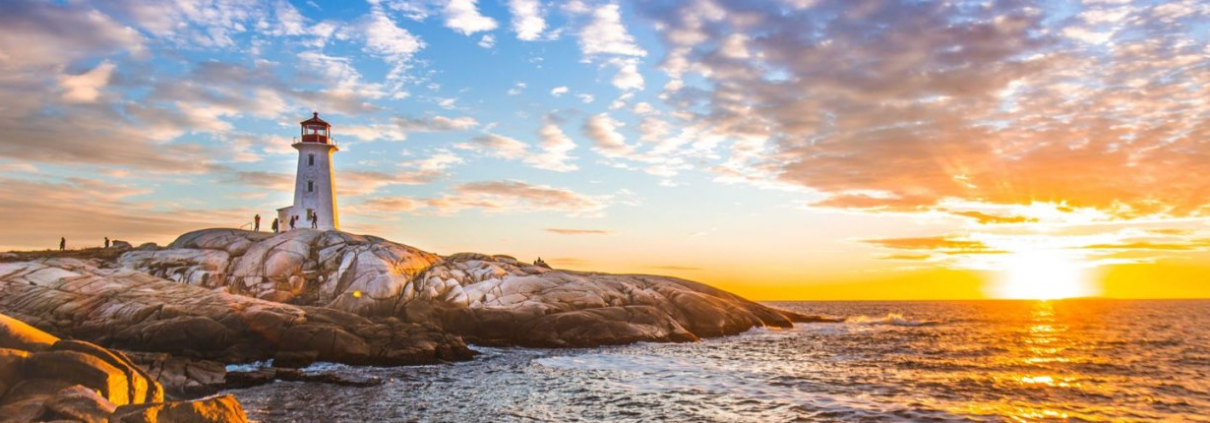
xmin=277 ymin=112 xmax=340 ymax=231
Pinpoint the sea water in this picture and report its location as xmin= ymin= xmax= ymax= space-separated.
xmin=227 ymin=300 xmax=1210 ymax=422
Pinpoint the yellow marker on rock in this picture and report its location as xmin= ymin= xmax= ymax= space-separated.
xmin=352 ymin=290 xmax=362 ymax=298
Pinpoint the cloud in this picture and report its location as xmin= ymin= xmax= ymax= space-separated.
xmin=546 ymin=228 xmax=612 ymax=235
xmin=58 ymin=61 xmax=116 ymax=103
xmin=508 ymin=0 xmax=546 ymax=41
xmin=395 ymin=115 xmax=479 ymax=132
xmin=635 ymin=0 xmax=1210 ymax=222
xmin=579 ymin=3 xmax=646 ymax=57
xmin=550 ymin=86 xmax=569 ymax=96
xmin=862 ymin=236 xmax=998 ymax=252
xmin=0 ymin=0 xmax=144 ymax=71
xmin=525 ymin=123 xmax=578 ymax=172
xmin=391 ymin=150 xmax=464 ymax=185
xmin=341 ymin=124 xmax=408 ymax=142
xmin=1079 ymin=241 xmax=1210 ymax=252
xmin=223 ymin=167 xmax=440 ymax=200
xmin=339 ymin=169 xmax=434 ymax=197
xmin=478 ymin=34 xmax=495 ymax=48
xmin=443 ymin=0 xmax=497 ymax=35
xmin=462 ymin=133 xmax=529 ymax=159
xmin=508 ymin=82 xmax=526 ymax=95
xmin=0 ymin=176 xmax=246 ymax=250
xmin=582 ymin=113 xmax=633 ymax=158
xmin=950 ymin=211 xmax=1038 ymax=225
xmin=358 ymin=196 xmax=425 ymax=213
xmin=608 ymin=58 xmax=644 ymax=91
xmin=223 ymin=171 xmax=294 ymax=191
xmin=420 ymin=181 xmax=609 ymax=217
xmin=362 ymin=5 xmax=425 ymax=89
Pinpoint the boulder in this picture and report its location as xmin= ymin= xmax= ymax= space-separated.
xmin=111 ymin=240 xmax=134 ymax=250
xmin=50 ymin=340 xmax=161 ymax=404
xmin=46 ymin=385 xmax=118 ymax=423
xmin=0 ymin=313 xmax=58 ymax=352
xmin=0 ymin=313 xmax=250 ymax=423
xmin=22 ymin=350 xmax=132 ymax=405
xmin=0 ymin=347 xmax=30 ymax=398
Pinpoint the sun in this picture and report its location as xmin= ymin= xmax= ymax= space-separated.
xmin=992 ymin=251 xmax=1098 ymax=300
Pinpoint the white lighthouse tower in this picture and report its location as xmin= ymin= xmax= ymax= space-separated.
xmin=277 ymin=112 xmax=339 ymax=231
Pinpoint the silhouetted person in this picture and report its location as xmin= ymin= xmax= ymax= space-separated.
xmin=104 ymin=237 xmax=110 ymax=249
xmin=59 ymin=237 xmax=65 ymax=251
xmin=310 ymin=211 xmax=318 ymax=229
xmin=254 ymin=214 xmax=261 ymax=232
xmin=290 ymin=215 xmax=297 ymax=230
xmin=271 ymin=218 xmax=279 ymax=233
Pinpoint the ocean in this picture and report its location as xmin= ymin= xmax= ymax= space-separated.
xmin=226 ymin=300 xmax=1210 ymax=422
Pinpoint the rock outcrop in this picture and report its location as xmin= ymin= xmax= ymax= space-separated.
xmin=120 ymin=229 xmax=440 ymax=315
xmin=0 ymin=312 xmax=248 ymax=423
xmin=0 ymin=258 xmax=471 ymax=366
xmin=120 ymin=228 xmax=800 ymax=347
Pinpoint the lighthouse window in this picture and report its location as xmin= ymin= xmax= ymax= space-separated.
xmin=308 ymin=154 xmax=315 ymax=166
xmin=308 ymin=180 xmax=314 ymax=192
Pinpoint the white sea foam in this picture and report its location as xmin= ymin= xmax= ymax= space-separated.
xmin=845 ymin=313 xmax=940 ymax=327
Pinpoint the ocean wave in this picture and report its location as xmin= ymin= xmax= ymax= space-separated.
xmin=845 ymin=313 xmax=940 ymax=327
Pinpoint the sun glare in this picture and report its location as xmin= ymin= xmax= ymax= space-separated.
xmin=993 ymin=252 xmax=1098 ymax=300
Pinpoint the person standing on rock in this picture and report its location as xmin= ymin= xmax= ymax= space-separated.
xmin=59 ymin=237 xmax=65 ymax=251
xmin=310 ymin=211 xmax=318 ymax=229
xmin=254 ymin=214 xmax=261 ymax=232
xmin=271 ymin=218 xmax=279 ymax=233
xmin=104 ymin=237 xmax=110 ymax=249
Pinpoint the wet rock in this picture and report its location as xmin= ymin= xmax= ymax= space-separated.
xmin=226 ymin=366 xmax=383 ymax=389
xmin=224 ymin=368 xmax=276 ymax=389
xmin=275 ymin=368 xmax=383 ymax=386
xmin=273 ymin=350 xmax=319 ymax=368
xmin=125 ymin=352 xmax=227 ymax=398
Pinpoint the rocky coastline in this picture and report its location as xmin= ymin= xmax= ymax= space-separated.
xmin=0 ymin=228 xmax=830 ymax=421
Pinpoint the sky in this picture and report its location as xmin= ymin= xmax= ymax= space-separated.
xmin=1 ymin=0 xmax=1209 ymax=300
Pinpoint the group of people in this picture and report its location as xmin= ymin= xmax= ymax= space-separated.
xmin=252 ymin=211 xmax=319 ymax=234
xmin=56 ymin=236 xmax=115 ymax=251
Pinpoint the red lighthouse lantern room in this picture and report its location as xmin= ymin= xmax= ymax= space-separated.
xmin=300 ymin=112 xmax=331 ymax=144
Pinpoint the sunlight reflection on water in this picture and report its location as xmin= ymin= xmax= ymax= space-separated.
xmin=228 ymin=300 xmax=1210 ymax=422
